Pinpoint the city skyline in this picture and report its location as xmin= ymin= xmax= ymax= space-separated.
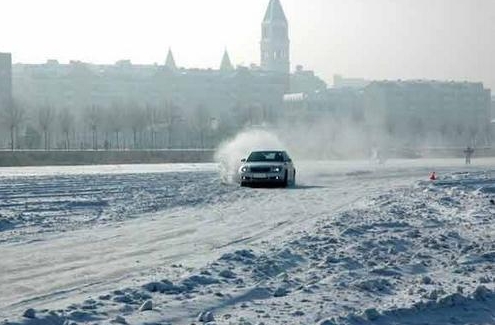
xmin=0 ymin=0 xmax=494 ymax=89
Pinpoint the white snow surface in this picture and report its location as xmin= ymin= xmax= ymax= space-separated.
xmin=1 ymin=159 xmax=495 ymax=325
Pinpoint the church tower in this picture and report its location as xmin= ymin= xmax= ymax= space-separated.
xmin=220 ymin=49 xmax=234 ymax=72
xmin=261 ymin=0 xmax=290 ymax=74
xmin=165 ymin=48 xmax=177 ymax=71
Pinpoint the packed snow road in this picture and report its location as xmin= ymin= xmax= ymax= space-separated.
xmin=1 ymin=159 xmax=495 ymax=324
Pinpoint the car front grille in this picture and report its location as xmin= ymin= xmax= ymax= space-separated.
xmin=250 ymin=167 xmax=271 ymax=173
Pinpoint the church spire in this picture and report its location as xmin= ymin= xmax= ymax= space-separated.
xmin=261 ymin=0 xmax=290 ymax=74
xmin=263 ymin=0 xmax=287 ymax=23
xmin=220 ymin=49 xmax=234 ymax=72
xmin=165 ymin=48 xmax=177 ymax=71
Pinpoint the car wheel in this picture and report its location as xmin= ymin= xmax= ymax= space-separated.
xmin=240 ymin=182 xmax=247 ymax=187
xmin=283 ymin=171 xmax=289 ymax=188
xmin=292 ymin=170 xmax=296 ymax=186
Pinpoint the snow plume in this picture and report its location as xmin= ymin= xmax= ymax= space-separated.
xmin=215 ymin=128 xmax=285 ymax=184
xmin=277 ymin=117 xmax=370 ymax=160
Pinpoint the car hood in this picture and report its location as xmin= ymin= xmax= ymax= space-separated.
xmin=242 ymin=162 xmax=286 ymax=168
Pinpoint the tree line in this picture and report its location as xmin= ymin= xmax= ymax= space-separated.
xmin=0 ymin=99 xmax=273 ymax=151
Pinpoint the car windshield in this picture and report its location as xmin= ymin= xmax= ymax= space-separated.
xmin=247 ymin=151 xmax=284 ymax=162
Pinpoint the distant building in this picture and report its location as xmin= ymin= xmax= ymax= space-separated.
xmin=220 ymin=49 xmax=234 ymax=72
xmin=284 ymin=87 xmax=363 ymax=123
xmin=284 ymin=78 xmax=493 ymax=151
xmin=333 ymin=74 xmax=370 ymax=89
xmin=12 ymin=53 xmax=287 ymax=122
xmin=491 ymin=97 xmax=495 ymax=140
xmin=491 ymin=96 xmax=495 ymax=120
xmin=363 ymin=80 xmax=492 ymax=147
xmin=261 ymin=0 xmax=290 ymax=75
xmin=0 ymin=52 xmax=12 ymax=108
xmin=290 ymin=65 xmax=327 ymax=94
xmin=10 ymin=0 xmax=324 ymax=134
xmin=165 ymin=48 xmax=177 ymax=72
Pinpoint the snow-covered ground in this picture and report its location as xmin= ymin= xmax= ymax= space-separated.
xmin=1 ymin=159 xmax=495 ymax=325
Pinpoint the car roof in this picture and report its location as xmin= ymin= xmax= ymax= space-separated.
xmin=250 ymin=150 xmax=285 ymax=154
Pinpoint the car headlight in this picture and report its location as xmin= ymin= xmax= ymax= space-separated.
xmin=241 ymin=167 xmax=248 ymax=173
xmin=273 ymin=167 xmax=281 ymax=172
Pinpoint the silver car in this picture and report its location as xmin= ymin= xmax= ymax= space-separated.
xmin=239 ymin=151 xmax=296 ymax=187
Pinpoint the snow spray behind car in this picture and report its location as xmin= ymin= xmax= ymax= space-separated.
xmin=215 ymin=128 xmax=285 ymax=184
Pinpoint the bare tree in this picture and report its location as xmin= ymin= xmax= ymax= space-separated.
xmin=38 ymin=105 xmax=53 ymax=150
xmin=0 ymin=100 xmax=25 ymax=151
xmin=59 ymin=109 xmax=74 ymax=150
xmin=127 ymin=102 xmax=146 ymax=149
xmin=191 ymin=104 xmax=211 ymax=149
xmin=145 ymin=104 xmax=159 ymax=149
xmin=162 ymin=101 xmax=182 ymax=149
xmin=24 ymin=124 xmax=41 ymax=149
xmin=85 ymin=105 xmax=101 ymax=150
xmin=144 ymin=101 xmax=178 ymax=149
xmin=108 ymin=103 xmax=124 ymax=150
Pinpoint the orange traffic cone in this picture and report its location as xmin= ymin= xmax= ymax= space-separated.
xmin=429 ymin=172 xmax=437 ymax=181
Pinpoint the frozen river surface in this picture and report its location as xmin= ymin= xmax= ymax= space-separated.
xmin=1 ymin=159 xmax=495 ymax=324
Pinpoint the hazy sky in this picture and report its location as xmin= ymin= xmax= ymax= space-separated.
xmin=1 ymin=0 xmax=494 ymax=89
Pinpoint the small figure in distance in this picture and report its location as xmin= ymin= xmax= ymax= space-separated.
xmin=377 ymin=150 xmax=386 ymax=165
xmin=370 ymin=147 xmax=386 ymax=165
xmin=464 ymin=146 xmax=474 ymax=165
xmin=429 ymin=172 xmax=437 ymax=181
